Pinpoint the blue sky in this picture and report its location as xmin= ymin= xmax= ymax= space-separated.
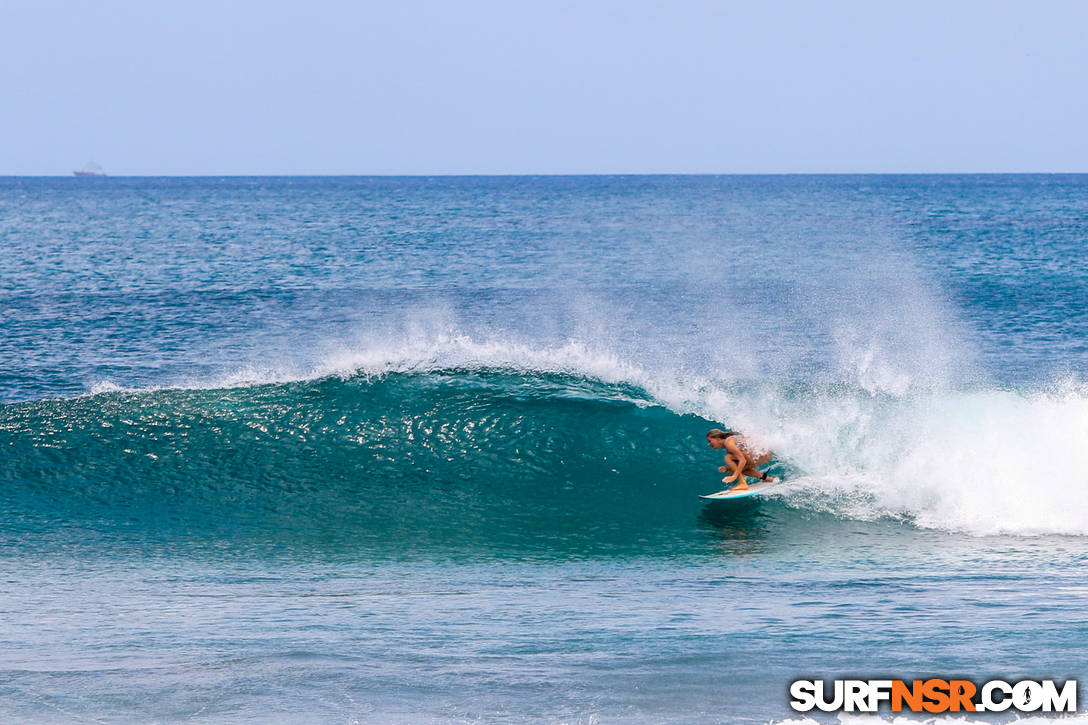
xmin=3 ymin=0 xmax=1086 ymax=175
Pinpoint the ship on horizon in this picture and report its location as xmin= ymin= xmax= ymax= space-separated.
xmin=73 ymin=161 xmax=106 ymax=177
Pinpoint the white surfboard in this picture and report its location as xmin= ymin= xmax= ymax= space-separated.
xmin=699 ymin=479 xmax=777 ymax=500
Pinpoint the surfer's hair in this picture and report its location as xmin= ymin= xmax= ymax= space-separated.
xmin=706 ymin=428 xmax=734 ymax=440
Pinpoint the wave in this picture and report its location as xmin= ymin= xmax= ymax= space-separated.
xmin=4 ymin=337 xmax=1087 ymax=546
xmin=0 ymin=365 xmax=714 ymax=555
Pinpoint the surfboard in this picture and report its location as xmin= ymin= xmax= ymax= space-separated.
xmin=699 ymin=479 xmax=777 ymax=500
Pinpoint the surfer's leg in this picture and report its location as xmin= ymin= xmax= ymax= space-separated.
xmin=721 ymin=455 xmax=750 ymax=489
xmin=742 ymin=466 xmax=774 ymax=482
xmin=738 ymin=451 xmax=774 ymax=482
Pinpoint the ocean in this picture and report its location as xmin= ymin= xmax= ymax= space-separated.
xmin=1 ymin=175 xmax=1086 ymax=723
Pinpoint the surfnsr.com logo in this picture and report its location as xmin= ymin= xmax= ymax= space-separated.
xmin=790 ymin=679 xmax=1077 ymax=713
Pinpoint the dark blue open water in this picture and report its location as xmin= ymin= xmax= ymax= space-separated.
xmin=1 ymin=175 xmax=1086 ymax=723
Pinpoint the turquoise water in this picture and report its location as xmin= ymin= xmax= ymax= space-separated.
xmin=1 ymin=175 xmax=1086 ymax=722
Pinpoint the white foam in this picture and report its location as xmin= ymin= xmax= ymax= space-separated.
xmin=88 ymin=380 xmax=130 ymax=395
xmin=711 ymin=379 xmax=1088 ymax=537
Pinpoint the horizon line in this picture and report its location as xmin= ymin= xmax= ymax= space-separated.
xmin=5 ymin=170 xmax=1088 ymax=178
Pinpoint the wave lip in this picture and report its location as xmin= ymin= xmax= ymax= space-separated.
xmin=83 ymin=334 xmax=664 ymax=399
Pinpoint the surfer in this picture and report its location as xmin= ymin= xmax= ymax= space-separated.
xmin=706 ymin=428 xmax=774 ymax=491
